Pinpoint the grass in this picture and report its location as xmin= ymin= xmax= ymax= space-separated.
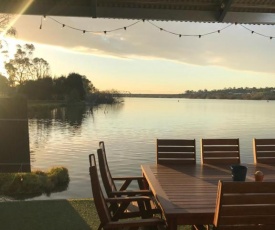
xmin=0 ymin=199 xmax=195 ymax=230
xmin=0 ymin=199 xmax=98 ymax=230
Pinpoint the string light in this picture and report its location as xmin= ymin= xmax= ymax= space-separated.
xmin=39 ymin=16 xmax=43 ymax=29
xmin=39 ymin=15 xmax=275 ymax=41
xmin=240 ymin=24 xmax=274 ymax=40
xmin=147 ymin=20 xmax=231 ymax=38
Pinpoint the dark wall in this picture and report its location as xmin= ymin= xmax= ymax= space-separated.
xmin=0 ymin=98 xmax=30 ymax=172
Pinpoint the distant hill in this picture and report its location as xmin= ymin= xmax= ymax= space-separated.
xmin=120 ymin=87 xmax=275 ymax=100
xmin=121 ymin=93 xmax=184 ymax=98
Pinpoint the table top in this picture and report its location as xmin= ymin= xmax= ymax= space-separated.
xmin=141 ymin=163 xmax=275 ymax=225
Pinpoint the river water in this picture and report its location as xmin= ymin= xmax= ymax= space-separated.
xmin=28 ymin=97 xmax=275 ymax=200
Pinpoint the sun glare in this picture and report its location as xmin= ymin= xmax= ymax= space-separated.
xmin=0 ymin=38 xmax=18 ymax=76
xmin=0 ymin=0 xmax=34 ymax=76
xmin=1 ymin=0 xmax=34 ymax=36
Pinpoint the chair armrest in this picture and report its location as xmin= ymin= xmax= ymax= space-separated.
xmin=112 ymin=176 xmax=145 ymax=180
xmin=106 ymin=196 xmax=151 ymax=203
xmin=109 ymin=190 xmax=152 ymax=196
xmin=112 ymin=176 xmax=148 ymax=190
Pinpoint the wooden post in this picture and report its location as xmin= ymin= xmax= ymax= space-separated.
xmin=0 ymin=98 xmax=31 ymax=172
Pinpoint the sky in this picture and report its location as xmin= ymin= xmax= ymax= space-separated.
xmin=1 ymin=14 xmax=275 ymax=93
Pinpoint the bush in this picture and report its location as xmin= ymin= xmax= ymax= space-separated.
xmin=0 ymin=167 xmax=70 ymax=199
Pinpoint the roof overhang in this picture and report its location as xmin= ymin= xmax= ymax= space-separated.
xmin=1 ymin=0 xmax=275 ymax=24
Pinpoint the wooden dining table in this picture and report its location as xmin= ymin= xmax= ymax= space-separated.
xmin=141 ymin=163 xmax=275 ymax=230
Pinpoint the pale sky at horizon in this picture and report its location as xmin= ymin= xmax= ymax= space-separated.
xmin=1 ymin=14 xmax=275 ymax=93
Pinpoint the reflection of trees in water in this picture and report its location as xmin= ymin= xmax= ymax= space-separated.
xmin=28 ymin=105 xmax=87 ymax=126
xmin=96 ymin=102 xmax=124 ymax=115
xmin=51 ymin=106 xmax=86 ymax=127
xmin=28 ymin=105 xmax=92 ymax=163
xmin=28 ymin=103 xmax=123 ymax=163
xmin=29 ymin=119 xmax=53 ymax=164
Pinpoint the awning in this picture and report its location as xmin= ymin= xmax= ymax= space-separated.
xmin=0 ymin=0 xmax=275 ymax=24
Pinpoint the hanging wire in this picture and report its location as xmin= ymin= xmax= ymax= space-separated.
xmin=239 ymin=24 xmax=274 ymax=39
xmin=147 ymin=20 xmax=233 ymax=37
xmin=47 ymin=16 xmax=142 ymax=34
xmin=39 ymin=15 xmax=275 ymax=41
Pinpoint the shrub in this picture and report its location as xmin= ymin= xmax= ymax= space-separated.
xmin=0 ymin=167 xmax=70 ymax=199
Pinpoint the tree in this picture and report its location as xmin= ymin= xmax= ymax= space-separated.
xmin=18 ymin=77 xmax=53 ymax=100
xmin=5 ymin=44 xmax=34 ymax=86
xmin=5 ymin=44 xmax=51 ymax=86
xmin=82 ymin=75 xmax=96 ymax=94
xmin=65 ymin=73 xmax=86 ymax=101
xmin=0 ymin=15 xmax=16 ymax=76
xmin=32 ymin=57 xmax=50 ymax=79
xmin=53 ymin=76 xmax=67 ymax=100
xmin=0 ymin=73 xmax=10 ymax=96
xmin=0 ymin=14 xmax=16 ymax=50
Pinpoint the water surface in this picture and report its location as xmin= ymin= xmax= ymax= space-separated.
xmin=28 ymin=98 xmax=275 ymax=199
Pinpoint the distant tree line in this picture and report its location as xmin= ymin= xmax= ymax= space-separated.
xmin=184 ymin=87 xmax=275 ymax=100
xmin=0 ymin=43 xmax=122 ymax=105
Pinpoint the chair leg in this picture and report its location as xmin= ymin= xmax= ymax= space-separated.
xmin=97 ymin=223 xmax=103 ymax=230
xmin=192 ymin=225 xmax=209 ymax=230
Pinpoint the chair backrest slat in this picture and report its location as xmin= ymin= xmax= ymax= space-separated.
xmin=156 ymin=139 xmax=196 ymax=165
xmin=214 ymin=181 xmax=275 ymax=229
xmin=89 ymin=154 xmax=112 ymax=226
xmin=201 ymin=138 xmax=240 ymax=165
xmin=253 ymin=138 xmax=275 ymax=164
xmin=97 ymin=141 xmax=117 ymax=196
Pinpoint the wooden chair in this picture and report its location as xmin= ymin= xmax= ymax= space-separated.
xmin=213 ymin=180 xmax=275 ymax=229
xmin=201 ymin=139 xmax=240 ymax=165
xmin=156 ymin=139 xmax=196 ymax=165
xmin=253 ymin=138 xmax=275 ymax=164
xmin=97 ymin=141 xmax=161 ymax=218
xmin=89 ymin=154 xmax=166 ymax=230
xmin=98 ymin=141 xmax=152 ymax=195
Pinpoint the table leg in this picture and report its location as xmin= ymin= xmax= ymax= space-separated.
xmin=142 ymin=173 xmax=150 ymax=190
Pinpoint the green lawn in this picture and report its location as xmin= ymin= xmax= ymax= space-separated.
xmin=0 ymin=199 xmax=99 ymax=230
xmin=0 ymin=199 xmax=193 ymax=230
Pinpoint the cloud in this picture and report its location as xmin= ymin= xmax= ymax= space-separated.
xmin=12 ymin=15 xmax=275 ymax=74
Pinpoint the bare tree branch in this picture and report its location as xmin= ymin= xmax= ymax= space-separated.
xmin=0 ymin=14 xmax=16 ymax=36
